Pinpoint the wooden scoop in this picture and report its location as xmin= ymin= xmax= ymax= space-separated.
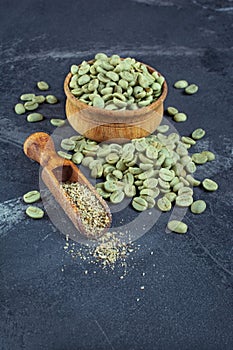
xmin=23 ymin=132 xmax=112 ymax=240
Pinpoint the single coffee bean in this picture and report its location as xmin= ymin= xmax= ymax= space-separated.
xmin=157 ymin=197 xmax=172 ymax=211
xmin=185 ymin=84 xmax=198 ymax=95
xmin=20 ymin=93 xmax=35 ymax=101
xmin=167 ymin=220 xmax=188 ymax=234
xmin=26 ymin=206 xmax=44 ymax=219
xmin=24 ymin=101 xmax=39 ymax=111
xmin=23 ymin=190 xmax=40 ymax=204
xmin=33 ymin=95 xmax=46 ymax=104
xmin=37 ymin=81 xmax=49 ymax=91
xmin=15 ymin=103 xmax=26 ymax=115
xmin=173 ymin=112 xmax=187 ymax=122
xmin=157 ymin=125 xmax=169 ymax=133
xmin=167 ymin=106 xmax=179 ymax=116
xmin=191 ymin=128 xmax=205 ymax=140
xmin=191 ymin=200 xmax=206 ymax=214
xmin=46 ymin=95 xmax=58 ymax=104
xmin=61 ymin=138 xmax=76 ymax=151
xmin=57 ymin=151 xmax=72 ymax=160
xmin=176 ymin=194 xmax=193 ymax=207
xmin=50 ymin=118 xmax=66 ymax=127
xmin=27 ymin=113 xmax=43 ymax=122
xmin=202 ymin=178 xmax=218 ymax=191
xmin=174 ymin=80 xmax=188 ymax=89
xmin=110 ymin=190 xmax=125 ymax=204
xmin=132 ymin=197 xmax=148 ymax=211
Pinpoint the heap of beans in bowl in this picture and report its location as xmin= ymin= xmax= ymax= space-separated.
xmin=69 ymin=53 xmax=165 ymax=110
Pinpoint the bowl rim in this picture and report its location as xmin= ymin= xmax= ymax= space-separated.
xmin=64 ymin=59 xmax=168 ymax=119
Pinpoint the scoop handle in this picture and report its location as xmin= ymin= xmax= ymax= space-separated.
xmin=24 ymin=132 xmax=65 ymax=168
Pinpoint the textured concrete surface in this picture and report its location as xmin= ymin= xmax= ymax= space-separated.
xmin=0 ymin=0 xmax=232 ymax=349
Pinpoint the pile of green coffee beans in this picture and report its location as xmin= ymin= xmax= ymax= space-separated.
xmin=58 ymin=125 xmax=218 ymax=226
xmin=69 ymin=53 xmax=164 ymax=110
xmin=14 ymin=82 xmax=64 ymax=125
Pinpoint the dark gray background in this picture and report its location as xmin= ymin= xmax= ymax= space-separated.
xmin=0 ymin=0 xmax=233 ymax=349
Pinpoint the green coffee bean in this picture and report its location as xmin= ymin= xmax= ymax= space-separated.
xmin=143 ymin=178 xmax=158 ymax=189
xmin=185 ymin=84 xmax=198 ymax=95
xmin=159 ymin=168 xmax=174 ymax=182
xmin=186 ymin=174 xmax=201 ymax=187
xmin=92 ymin=96 xmax=104 ymax=108
xmin=158 ymin=178 xmax=170 ymax=190
xmin=84 ymin=144 xmax=99 ymax=152
xmin=61 ymin=139 xmax=76 ymax=151
xmin=50 ymin=118 xmax=66 ymax=127
xmin=140 ymin=188 xmax=157 ymax=198
xmin=24 ymin=101 xmax=39 ymax=111
xmin=79 ymin=64 xmax=90 ymax=76
xmin=104 ymin=181 xmax=118 ymax=193
xmin=106 ymin=153 xmax=119 ymax=164
xmin=110 ymin=190 xmax=125 ymax=203
xmin=181 ymin=136 xmax=196 ymax=145
xmin=46 ymin=95 xmax=58 ymax=104
xmin=146 ymin=145 xmax=158 ymax=159
xmin=33 ymin=95 xmax=46 ymax=104
xmin=167 ymin=220 xmax=188 ymax=234
xmin=179 ymin=177 xmax=190 ymax=187
xmin=157 ymin=125 xmax=169 ymax=133
xmin=167 ymin=106 xmax=178 ymax=116
xmin=151 ymin=82 xmax=161 ymax=92
xmin=191 ymin=200 xmax=206 ymax=214
xmin=57 ymin=151 xmax=72 ymax=160
xmin=173 ymin=113 xmax=187 ymax=122
xmin=23 ymin=190 xmax=41 ymax=204
xmin=192 ymin=153 xmax=208 ymax=165
xmin=180 ymin=155 xmax=192 ymax=166
xmin=191 ymin=128 xmax=205 ymax=140
xmin=132 ymin=197 xmax=148 ymax=211
xmin=37 ymin=81 xmax=49 ymax=91
xmin=15 ymin=103 xmax=26 ymax=114
xmin=96 ymin=187 xmax=111 ymax=199
xmin=178 ymin=186 xmax=193 ymax=196
xmin=174 ymin=80 xmax=188 ymax=89
xmin=139 ymin=163 xmax=153 ymax=171
xmin=201 ymin=151 xmax=215 ymax=161
xmin=26 ymin=206 xmax=44 ymax=219
xmin=20 ymin=93 xmax=35 ymax=101
xmin=71 ymin=64 xmax=79 ymax=75
xmin=134 ymin=180 xmax=143 ymax=187
xmin=27 ymin=113 xmax=43 ymax=122
xmin=202 ymin=178 xmax=218 ymax=191
xmin=157 ymin=197 xmax=172 ymax=211
xmin=186 ymin=162 xmax=196 ymax=173
xmin=91 ymin=163 xmax=103 ymax=178
xmin=173 ymin=182 xmax=184 ymax=192
xmin=119 ymin=79 xmax=128 ymax=90
xmin=72 ymin=152 xmax=84 ymax=164
xmin=124 ymin=184 xmax=136 ymax=197
xmin=81 ymin=156 xmax=94 ymax=167
xmin=116 ymin=160 xmax=127 ymax=172
xmin=170 ymin=176 xmax=179 ymax=187
xmin=140 ymin=195 xmax=155 ymax=208
xmin=164 ymin=192 xmax=176 ymax=202
xmin=138 ymin=169 xmax=154 ymax=180
xmin=176 ymin=195 xmax=193 ymax=207
xmin=122 ymin=173 xmax=134 ymax=185
xmin=112 ymin=170 xmax=123 ymax=180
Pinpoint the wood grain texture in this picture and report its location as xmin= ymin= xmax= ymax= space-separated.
xmin=64 ymin=61 xmax=168 ymax=142
xmin=23 ymin=132 xmax=112 ymax=240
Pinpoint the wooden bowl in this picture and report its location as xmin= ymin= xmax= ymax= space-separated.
xmin=64 ymin=61 xmax=168 ymax=142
